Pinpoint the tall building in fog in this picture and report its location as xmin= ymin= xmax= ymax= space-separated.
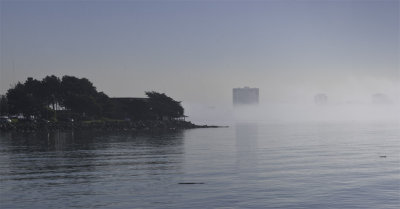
xmin=233 ymin=87 xmax=259 ymax=105
xmin=314 ymin=93 xmax=328 ymax=105
xmin=371 ymin=93 xmax=391 ymax=104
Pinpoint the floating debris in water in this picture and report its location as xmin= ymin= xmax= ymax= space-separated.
xmin=379 ymin=155 xmax=387 ymax=158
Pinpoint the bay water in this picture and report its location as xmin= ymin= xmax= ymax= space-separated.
xmin=0 ymin=121 xmax=399 ymax=208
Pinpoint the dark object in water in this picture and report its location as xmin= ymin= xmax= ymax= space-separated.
xmin=379 ymin=155 xmax=387 ymax=158
xmin=178 ymin=182 xmax=205 ymax=184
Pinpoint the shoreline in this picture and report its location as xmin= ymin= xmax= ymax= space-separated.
xmin=0 ymin=120 xmax=227 ymax=132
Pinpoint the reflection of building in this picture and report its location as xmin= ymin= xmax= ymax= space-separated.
xmin=314 ymin=93 xmax=328 ymax=105
xmin=233 ymin=87 xmax=259 ymax=105
xmin=235 ymin=123 xmax=258 ymax=172
xmin=372 ymin=93 xmax=390 ymax=104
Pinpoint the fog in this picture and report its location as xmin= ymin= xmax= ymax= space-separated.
xmin=184 ymin=85 xmax=400 ymax=126
xmin=185 ymin=102 xmax=399 ymax=126
xmin=1 ymin=0 xmax=398 ymax=125
xmin=1 ymin=1 xmax=398 ymax=103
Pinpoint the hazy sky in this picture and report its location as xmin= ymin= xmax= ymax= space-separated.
xmin=1 ymin=0 xmax=399 ymax=105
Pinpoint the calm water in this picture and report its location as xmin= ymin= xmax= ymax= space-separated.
xmin=0 ymin=121 xmax=399 ymax=208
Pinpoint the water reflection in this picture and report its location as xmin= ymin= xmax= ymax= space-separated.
xmin=235 ymin=123 xmax=259 ymax=174
xmin=0 ymin=130 xmax=186 ymax=208
xmin=1 ymin=122 xmax=399 ymax=208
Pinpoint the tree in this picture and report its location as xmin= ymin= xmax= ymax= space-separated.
xmin=63 ymin=94 xmax=101 ymax=117
xmin=0 ymin=95 xmax=8 ymax=115
xmin=60 ymin=76 xmax=101 ymax=117
xmin=4 ymin=76 xmax=187 ymax=122
xmin=5 ymin=76 xmax=107 ymax=119
xmin=7 ymin=78 xmax=45 ymax=118
xmin=41 ymin=75 xmax=61 ymax=111
xmin=61 ymin=76 xmax=97 ymax=97
xmin=145 ymin=91 xmax=184 ymax=120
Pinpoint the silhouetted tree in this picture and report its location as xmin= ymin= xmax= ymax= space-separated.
xmin=41 ymin=75 xmax=62 ymax=110
xmin=61 ymin=76 xmax=97 ymax=97
xmin=4 ymin=76 xmax=186 ymax=122
xmin=60 ymin=76 xmax=102 ymax=117
xmin=6 ymin=78 xmax=47 ymax=117
xmin=0 ymin=95 xmax=8 ymax=115
xmin=6 ymin=76 xmax=104 ymax=119
xmin=146 ymin=91 xmax=184 ymax=120
xmin=7 ymin=83 xmax=40 ymax=116
xmin=63 ymin=94 xmax=101 ymax=117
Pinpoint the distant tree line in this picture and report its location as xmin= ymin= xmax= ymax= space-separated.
xmin=0 ymin=75 xmax=184 ymax=121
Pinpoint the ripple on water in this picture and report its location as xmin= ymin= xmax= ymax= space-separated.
xmin=0 ymin=122 xmax=399 ymax=209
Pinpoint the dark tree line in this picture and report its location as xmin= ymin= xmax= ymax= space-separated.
xmin=0 ymin=95 xmax=8 ymax=115
xmin=1 ymin=75 xmax=185 ymax=121
xmin=146 ymin=91 xmax=184 ymax=120
xmin=4 ymin=75 xmax=110 ymax=120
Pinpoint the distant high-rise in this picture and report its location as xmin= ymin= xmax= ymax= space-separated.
xmin=371 ymin=93 xmax=391 ymax=104
xmin=314 ymin=93 xmax=328 ymax=105
xmin=233 ymin=87 xmax=259 ymax=105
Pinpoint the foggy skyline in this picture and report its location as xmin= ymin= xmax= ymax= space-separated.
xmin=1 ymin=0 xmax=399 ymax=105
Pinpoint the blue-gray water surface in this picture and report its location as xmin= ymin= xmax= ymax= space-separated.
xmin=0 ymin=121 xmax=399 ymax=208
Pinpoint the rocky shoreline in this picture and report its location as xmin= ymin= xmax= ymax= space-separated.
xmin=0 ymin=120 xmax=224 ymax=132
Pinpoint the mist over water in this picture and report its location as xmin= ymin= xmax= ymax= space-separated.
xmin=184 ymin=74 xmax=399 ymax=126
xmin=184 ymin=102 xmax=400 ymax=126
xmin=1 ymin=112 xmax=399 ymax=209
